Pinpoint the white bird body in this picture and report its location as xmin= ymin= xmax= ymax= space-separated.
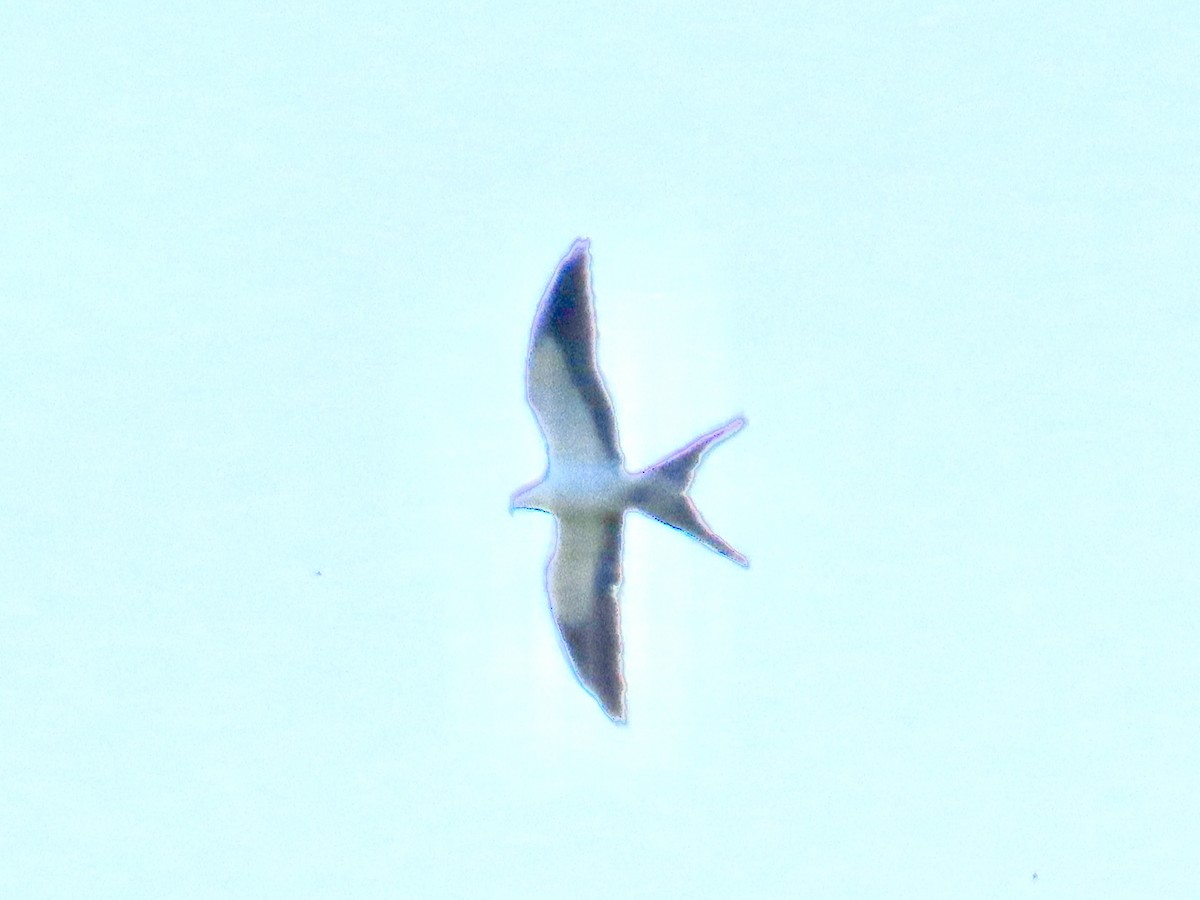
xmin=512 ymin=239 xmax=748 ymax=722
xmin=513 ymin=465 xmax=634 ymax=517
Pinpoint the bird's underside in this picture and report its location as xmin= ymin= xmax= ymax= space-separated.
xmin=512 ymin=238 xmax=747 ymax=722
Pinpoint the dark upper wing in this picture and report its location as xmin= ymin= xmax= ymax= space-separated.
xmin=525 ymin=239 xmax=623 ymax=468
xmin=547 ymin=513 xmax=626 ymax=722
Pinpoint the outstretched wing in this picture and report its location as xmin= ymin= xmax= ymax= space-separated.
xmin=526 ymin=239 xmax=623 ymax=468
xmin=547 ymin=513 xmax=626 ymax=722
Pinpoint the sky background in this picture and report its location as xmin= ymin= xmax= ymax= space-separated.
xmin=2 ymin=1 xmax=1198 ymax=897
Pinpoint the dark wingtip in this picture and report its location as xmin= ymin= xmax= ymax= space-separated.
xmin=545 ymin=238 xmax=592 ymax=300
xmin=563 ymin=237 xmax=591 ymax=264
xmin=593 ymin=682 xmax=627 ymax=724
xmin=603 ymin=699 xmax=628 ymax=725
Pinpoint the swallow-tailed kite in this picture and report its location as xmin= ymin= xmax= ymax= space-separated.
xmin=511 ymin=239 xmax=748 ymax=722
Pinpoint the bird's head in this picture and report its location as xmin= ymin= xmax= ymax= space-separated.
xmin=509 ymin=478 xmax=550 ymax=515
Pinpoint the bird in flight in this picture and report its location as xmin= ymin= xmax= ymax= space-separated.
xmin=511 ymin=238 xmax=748 ymax=722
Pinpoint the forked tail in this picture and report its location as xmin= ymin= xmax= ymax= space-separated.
xmin=633 ymin=416 xmax=749 ymax=567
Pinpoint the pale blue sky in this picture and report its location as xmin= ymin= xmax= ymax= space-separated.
xmin=2 ymin=1 xmax=1198 ymax=897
